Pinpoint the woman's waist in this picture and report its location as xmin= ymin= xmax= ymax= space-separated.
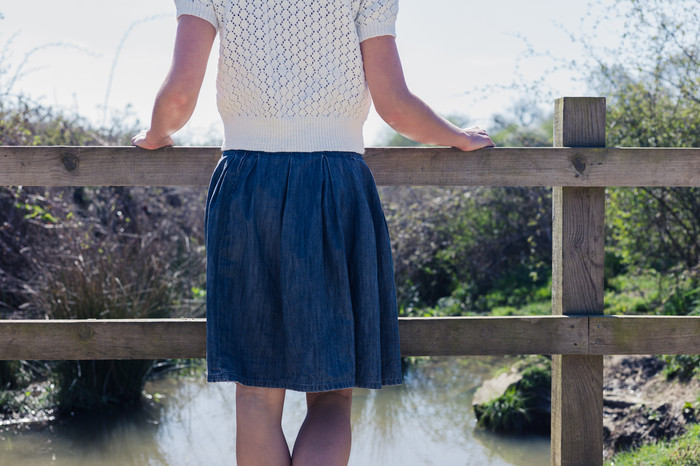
xmin=220 ymin=116 xmax=366 ymax=154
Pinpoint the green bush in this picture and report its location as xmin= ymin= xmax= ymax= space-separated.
xmin=663 ymin=355 xmax=700 ymax=382
xmin=32 ymin=228 xmax=204 ymax=413
xmin=383 ymin=186 xmax=552 ymax=315
xmin=474 ymin=357 xmax=551 ymax=434
xmin=475 ymin=385 xmax=530 ymax=433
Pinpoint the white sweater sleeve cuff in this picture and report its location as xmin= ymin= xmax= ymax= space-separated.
xmin=357 ymin=22 xmax=396 ymax=42
xmin=174 ymin=0 xmax=219 ymax=31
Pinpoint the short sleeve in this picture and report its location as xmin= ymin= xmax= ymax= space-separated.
xmin=174 ymin=0 xmax=219 ymax=31
xmin=355 ymin=0 xmax=398 ymax=42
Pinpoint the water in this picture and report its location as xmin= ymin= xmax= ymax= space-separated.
xmin=0 ymin=358 xmax=549 ymax=465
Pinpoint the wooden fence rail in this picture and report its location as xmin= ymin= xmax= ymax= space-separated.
xmin=1 ymin=146 xmax=699 ymax=187
xmin=2 ymin=316 xmax=700 ymax=361
xmin=2 ymin=97 xmax=700 ymax=465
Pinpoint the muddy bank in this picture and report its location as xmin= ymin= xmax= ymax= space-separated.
xmin=472 ymin=355 xmax=700 ymax=459
xmin=603 ymin=355 xmax=700 ymax=459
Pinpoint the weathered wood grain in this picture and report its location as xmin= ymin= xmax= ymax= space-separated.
xmin=2 ymin=315 xmax=700 ymax=360
xmin=399 ymin=316 xmax=587 ymax=356
xmin=551 ymin=97 xmax=606 ymax=466
xmin=0 ymin=146 xmax=221 ymax=187
xmin=553 ymin=97 xmax=606 ymax=147
xmin=1 ymin=145 xmax=699 ymax=187
xmin=0 ymin=316 xmax=587 ymax=360
xmin=552 ymin=187 xmax=606 ymax=316
xmin=590 ymin=316 xmax=700 ymax=355
xmin=551 ymin=354 xmax=604 ymax=466
xmin=0 ymin=319 xmax=207 ymax=360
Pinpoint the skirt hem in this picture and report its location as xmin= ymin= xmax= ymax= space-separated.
xmin=207 ymin=373 xmax=403 ymax=392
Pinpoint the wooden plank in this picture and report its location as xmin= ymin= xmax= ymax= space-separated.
xmin=0 ymin=146 xmax=221 ymax=187
xmin=1 ymin=145 xmax=699 ymax=187
xmin=551 ymin=97 xmax=606 ymax=466
xmin=551 ymin=188 xmax=606 ymax=315
xmin=2 ymin=315 xmax=700 ymax=360
xmin=399 ymin=316 xmax=587 ymax=356
xmin=0 ymin=319 xmax=207 ymax=360
xmin=590 ymin=316 xmax=700 ymax=355
xmin=0 ymin=316 xmax=587 ymax=360
xmin=551 ymin=355 xmax=604 ymax=466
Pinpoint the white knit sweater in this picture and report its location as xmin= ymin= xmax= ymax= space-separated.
xmin=174 ymin=0 xmax=398 ymax=153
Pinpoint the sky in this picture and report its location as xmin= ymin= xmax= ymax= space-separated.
xmin=0 ymin=0 xmax=623 ymax=145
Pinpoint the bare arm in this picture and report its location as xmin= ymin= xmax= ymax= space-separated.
xmin=132 ymin=15 xmax=216 ymax=150
xmin=361 ymin=36 xmax=494 ymax=151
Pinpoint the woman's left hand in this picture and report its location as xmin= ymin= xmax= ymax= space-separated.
xmin=131 ymin=129 xmax=174 ymax=150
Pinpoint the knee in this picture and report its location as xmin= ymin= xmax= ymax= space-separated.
xmin=236 ymin=384 xmax=285 ymax=412
xmin=306 ymin=389 xmax=352 ymax=416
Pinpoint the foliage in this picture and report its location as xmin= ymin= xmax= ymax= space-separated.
xmin=0 ymin=74 xmax=207 ymax=412
xmin=605 ymin=271 xmax=700 ymax=316
xmin=382 ymin=186 xmax=552 ymax=315
xmin=475 ymin=385 xmax=530 ymax=433
xmin=663 ymin=355 xmax=700 ymax=383
xmin=607 ymin=422 xmax=700 ymax=465
xmin=588 ymin=0 xmax=700 ymax=279
xmin=24 ymin=193 xmax=206 ymax=413
xmin=490 ymin=99 xmax=553 ymax=147
xmin=378 ymin=103 xmax=554 ymax=316
xmin=0 ymin=361 xmax=41 ymax=391
xmin=607 ymin=187 xmax=700 ymax=274
xmin=474 ymin=356 xmax=551 ymax=434
xmin=501 ymin=0 xmax=700 ymax=288
xmin=0 ymin=380 xmax=56 ymax=419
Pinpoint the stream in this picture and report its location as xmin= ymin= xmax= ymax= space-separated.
xmin=1 ymin=357 xmax=549 ymax=465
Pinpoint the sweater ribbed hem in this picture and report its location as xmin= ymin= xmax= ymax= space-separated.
xmin=174 ymin=0 xmax=219 ymax=30
xmin=221 ymin=116 xmax=366 ymax=154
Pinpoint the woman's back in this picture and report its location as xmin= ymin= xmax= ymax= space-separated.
xmin=176 ymin=0 xmax=397 ymax=152
xmin=133 ymin=3 xmax=493 ymax=462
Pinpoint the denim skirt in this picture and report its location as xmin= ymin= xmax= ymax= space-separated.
xmin=205 ymin=150 xmax=402 ymax=392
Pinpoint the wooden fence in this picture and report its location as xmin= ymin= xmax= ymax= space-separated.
xmin=1 ymin=97 xmax=700 ymax=465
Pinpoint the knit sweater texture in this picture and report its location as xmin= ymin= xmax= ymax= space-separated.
xmin=174 ymin=0 xmax=398 ymax=153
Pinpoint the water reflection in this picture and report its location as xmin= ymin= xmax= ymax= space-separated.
xmin=1 ymin=358 xmax=549 ymax=465
xmin=0 ymin=404 xmax=166 ymax=465
xmin=348 ymin=358 xmax=549 ymax=466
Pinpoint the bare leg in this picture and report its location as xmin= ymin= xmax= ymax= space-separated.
xmin=292 ymin=388 xmax=353 ymax=466
xmin=235 ymin=384 xmax=291 ymax=466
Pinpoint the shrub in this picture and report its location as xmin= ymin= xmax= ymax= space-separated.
xmin=382 ymin=186 xmax=552 ymax=315
xmin=474 ymin=356 xmax=551 ymax=434
xmin=663 ymin=355 xmax=700 ymax=382
xmin=31 ymin=225 xmax=205 ymax=413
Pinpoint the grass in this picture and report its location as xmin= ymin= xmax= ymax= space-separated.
xmin=605 ymin=270 xmax=700 ymax=316
xmin=605 ymin=274 xmax=660 ymax=314
xmin=473 ymin=356 xmax=551 ymax=434
xmin=607 ymin=422 xmax=700 ymax=465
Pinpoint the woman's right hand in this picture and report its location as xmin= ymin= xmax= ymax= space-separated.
xmin=453 ymin=126 xmax=495 ymax=152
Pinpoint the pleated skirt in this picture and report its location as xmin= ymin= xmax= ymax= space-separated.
xmin=205 ymin=150 xmax=402 ymax=392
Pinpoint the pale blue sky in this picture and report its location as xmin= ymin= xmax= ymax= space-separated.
xmin=0 ymin=0 xmax=622 ymax=145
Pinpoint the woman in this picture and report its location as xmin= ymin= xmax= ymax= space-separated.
xmin=133 ymin=1 xmax=493 ymax=464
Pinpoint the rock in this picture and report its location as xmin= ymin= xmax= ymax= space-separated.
xmin=472 ymin=358 xmax=551 ymax=434
xmin=472 ymin=354 xmax=700 ymax=452
xmin=472 ymin=370 xmax=522 ymax=406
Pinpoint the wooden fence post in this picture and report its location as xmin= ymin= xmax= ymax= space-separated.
xmin=551 ymin=97 xmax=606 ymax=466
